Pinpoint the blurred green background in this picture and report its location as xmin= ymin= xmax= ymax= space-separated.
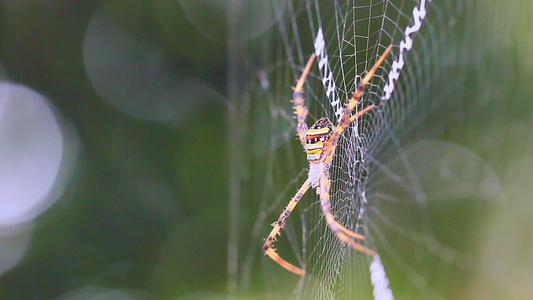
xmin=0 ymin=1 xmax=228 ymax=299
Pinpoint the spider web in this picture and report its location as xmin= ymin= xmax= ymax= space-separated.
xmin=226 ymin=0 xmax=528 ymax=299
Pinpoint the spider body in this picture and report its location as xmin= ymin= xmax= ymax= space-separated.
xmin=305 ymin=117 xmax=333 ymax=188
xmin=305 ymin=117 xmax=333 ymax=161
xmin=263 ymin=46 xmax=391 ymax=275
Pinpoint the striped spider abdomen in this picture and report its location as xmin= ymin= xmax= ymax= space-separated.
xmin=305 ymin=117 xmax=333 ymax=162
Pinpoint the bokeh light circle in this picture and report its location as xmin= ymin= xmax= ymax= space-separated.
xmin=83 ymin=8 xmax=224 ymax=123
xmin=0 ymin=82 xmax=65 ymax=226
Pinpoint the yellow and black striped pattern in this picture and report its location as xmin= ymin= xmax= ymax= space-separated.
xmin=305 ymin=117 xmax=333 ymax=161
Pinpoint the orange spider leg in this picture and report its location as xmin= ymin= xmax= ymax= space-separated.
xmin=320 ymin=46 xmax=392 ymax=255
xmin=325 ymin=45 xmax=392 ymax=162
xmin=293 ymin=54 xmax=316 ymax=147
xmin=346 ymin=45 xmax=392 ymax=112
xmin=320 ymin=175 xmax=377 ymax=257
xmin=333 ymin=219 xmax=366 ymax=240
xmin=263 ymin=179 xmax=312 ymax=275
xmin=335 ymin=45 xmax=392 ymax=139
xmin=348 ymin=104 xmax=376 ymax=123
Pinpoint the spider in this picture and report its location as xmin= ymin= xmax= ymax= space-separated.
xmin=263 ymin=45 xmax=392 ymax=275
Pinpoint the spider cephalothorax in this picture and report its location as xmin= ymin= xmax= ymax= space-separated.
xmin=263 ymin=46 xmax=391 ymax=275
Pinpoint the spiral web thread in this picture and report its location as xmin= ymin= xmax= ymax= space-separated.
xmin=232 ymin=0 xmax=499 ymax=298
